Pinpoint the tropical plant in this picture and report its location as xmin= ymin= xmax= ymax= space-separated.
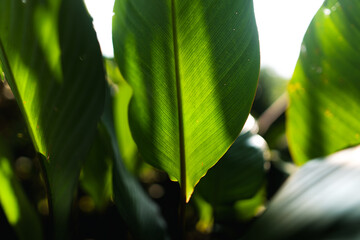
xmin=1 ymin=0 xmax=360 ymax=239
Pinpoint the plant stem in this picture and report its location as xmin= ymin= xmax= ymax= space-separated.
xmin=179 ymin=193 xmax=186 ymax=240
xmin=258 ymin=93 xmax=288 ymax=135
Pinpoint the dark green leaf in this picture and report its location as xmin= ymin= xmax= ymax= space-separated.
xmin=196 ymin=116 xmax=267 ymax=205
xmin=80 ymin=126 xmax=112 ymax=210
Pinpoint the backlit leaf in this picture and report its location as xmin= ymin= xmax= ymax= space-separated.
xmin=113 ymin=0 xmax=260 ymax=200
xmin=0 ymin=0 xmax=105 ymax=238
xmin=287 ymin=0 xmax=360 ymax=164
xmin=105 ymin=59 xmax=138 ymax=173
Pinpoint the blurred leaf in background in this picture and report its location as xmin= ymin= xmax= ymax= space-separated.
xmin=245 ymin=146 xmax=360 ymax=240
xmin=252 ymin=68 xmax=287 ymax=117
xmin=0 ymin=137 xmax=43 ymax=240
xmin=105 ymin=59 xmax=139 ymax=174
xmin=193 ymin=116 xmax=268 ymax=238
xmin=102 ymin=86 xmax=169 ymax=240
xmin=196 ymin=116 xmax=268 ymax=206
xmin=287 ymin=0 xmax=360 ymax=164
xmin=80 ymin=125 xmax=113 ymax=211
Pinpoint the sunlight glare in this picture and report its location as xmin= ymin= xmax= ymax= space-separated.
xmin=253 ymin=0 xmax=324 ymax=78
xmin=85 ymin=0 xmax=325 ymax=79
xmin=84 ymin=0 xmax=115 ymax=57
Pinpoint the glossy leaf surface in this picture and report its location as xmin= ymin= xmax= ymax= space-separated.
xmin=245 ymin=146 xmax=360 ymax=239
xmin=287 ymin=0 xmax=360 ymax=164
xmin=196 ymin=116 xmax=267 ymax=205
xmin=0 ymin=0 xmax=105 ymax=237
xmin=113 ymin=0 xmax=260 ymax=199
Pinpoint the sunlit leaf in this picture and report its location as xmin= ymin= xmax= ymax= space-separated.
xmin=101 ymin=87 xmax=169 ymax=240
xmin=245 ymin=146 xmax=360 ymax=239
xmin=193 ymin=194 xmax=214 ymax=234
xmin=287 ymin=0 xmax=360 ymax=164
xmin=113 ymin=0 xmax=260 ymax=200
xmin=0 ymin=0 xmax=105 ymax=238
xmin=196 ymin=116 xmax=267 ymax=205
xmin=234 ymin=187 xmax=266 ymax=222
xmin=0 ymin=139 xmax=43 ymax=240
xmin=105 ymin=59 xmax=138 ymax=173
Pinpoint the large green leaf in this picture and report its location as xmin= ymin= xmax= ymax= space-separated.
xmin=287 ymin=0 xmax=360 ymax=164
xmin=0 ymin=0 xmax=105 ymax=238
xmin=102 ymin=87 xmax=169 ymax=240
xmin=196 ymin=115 xmax=267 ymax=205
xmin=113 ymin=0 xmax=260 ymax=200
xmin=245 ymin=146 xmax=360 ymax=239
xmin=0 ymin=139 xmax=43 ymax=240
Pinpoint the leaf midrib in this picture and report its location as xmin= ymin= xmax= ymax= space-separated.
xmin=170 ymin=0 xmax=186 ymax=198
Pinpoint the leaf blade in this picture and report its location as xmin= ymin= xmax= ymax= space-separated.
xmin=113 ymin=0 xmax=260 ymax=200
xmin=287 ymin=0 xmax=360 ymax=164
xmin=0 ymin=0 xmax=105 ymax=237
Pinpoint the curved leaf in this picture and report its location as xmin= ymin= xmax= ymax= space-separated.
xmin=245 ymin=146 xmax=360 ymax=240
xmin=113 ymin=0 xmax=260 ymax=200
xmin=105 ymin=59 xmax=138 ymax=173
xmin=234 ymin=187 xmax=266 ymax=222
xmin=0 ymin=0 xmax=105 ymax=238
xmin=196 ymin=116 xmax=267 ymax=205
xmin=287 ymin=0 xmax=360 ymax=164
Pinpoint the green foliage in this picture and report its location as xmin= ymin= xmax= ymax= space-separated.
xmin=80 ymin=126 xmax=113 ymax=210
xmin=0 ymin=0 xmax=105 ymax=238
xmin=287 ymin=0 xmax=360 ymax=164
xmin=105 ymin=59 xmax=138 ymax=173
xmin=196 ymin=116 xmax=267 ymax=206
xmin=1 ymin=0 xmax=360 ymax=239
xmin=102 ymin=89 xmax=169 ymax=240
xmin=112 ymin=0 xmax=260 ymax=200
xmin=0 ymin=139 xmax=42 ymax=240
